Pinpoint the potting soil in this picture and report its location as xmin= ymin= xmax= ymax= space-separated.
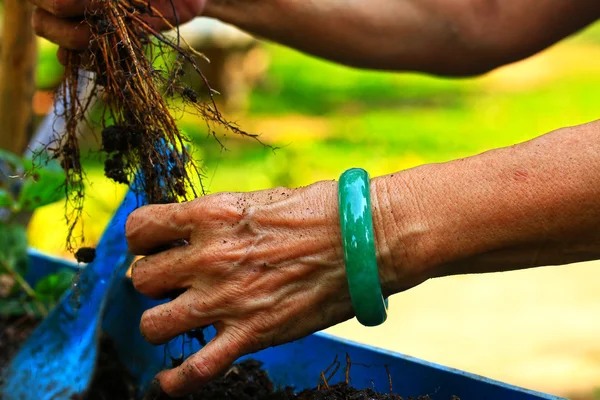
xmin=0 ymin=316 xmax=455 ymax=399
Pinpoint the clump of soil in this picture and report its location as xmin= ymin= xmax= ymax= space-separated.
xmin=0 ymin=316 xmax=39 ymax=379
xmin=143 ymin=359 xmax=290 ymax=400
xmin=0 ymin=316 xmax=459 ymax=400
xmin=75 ymin=247 xmax=96 ymax=264
xmin=296 ymin=384 xmax=434 ymax=400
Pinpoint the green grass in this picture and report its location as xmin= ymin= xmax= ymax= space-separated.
xmin=198 ymin=39 xmax=600 ymax=189
xmin=248 ymin=44 xmax=478 ymax=116
xmin=35 ymin=39 xmax=64 ymax=90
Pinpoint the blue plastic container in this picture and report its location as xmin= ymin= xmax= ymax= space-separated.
xmin=25 ymin=248 xmax=565 ymax=400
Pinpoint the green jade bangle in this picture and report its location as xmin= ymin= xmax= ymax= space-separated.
xmin=338 ymin=168 xmax=388 ymax=327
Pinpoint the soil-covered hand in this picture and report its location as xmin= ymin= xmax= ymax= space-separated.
xmin=125 ymin=180 xmax=399 ymax=396
xmin=30 ymin=0 xmax=206 ymax=62
xmin=124 ymin=121 xmax=600 ymax=396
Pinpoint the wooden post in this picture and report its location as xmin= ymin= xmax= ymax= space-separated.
xmin=0 ymin=0 xmax=37 ymax=154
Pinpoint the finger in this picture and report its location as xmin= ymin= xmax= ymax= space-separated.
xmin=32 ymin=8 xmax=90 ymax=50
xmin=131 ymin=245 xmax=193 ymax=299
xmin=139 ymin=291 xmax=217 ymax=345
xmin=56 ymin=47 xmax=86 ymax=66
xmin=126 ymin=202 xmax=194 ymax=255
xmin=156 ymin=328 xmax=250 ymax=397
xmin=31 ymin=0 xmax=89 ymax=18
xmin=57 ymin=47 xmax=68 ymax=65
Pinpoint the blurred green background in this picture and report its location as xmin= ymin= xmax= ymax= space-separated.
xmin=26 ymin=19 xmax=600 ymax=399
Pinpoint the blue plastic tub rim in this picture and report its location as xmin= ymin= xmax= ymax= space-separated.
xmin=22 ymin=248 xmax=567 ymax=400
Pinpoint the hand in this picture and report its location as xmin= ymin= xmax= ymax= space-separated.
xmin=30 ymin=0 xmax=206 ymax=63
xmin=126 ymin=181 xmax=368 ymax=396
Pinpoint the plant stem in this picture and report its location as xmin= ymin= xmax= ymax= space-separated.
xmin=0 ymin=0 xmax=37 ymax=154
xmin=0 ymin=259 xmax=47 ymax=317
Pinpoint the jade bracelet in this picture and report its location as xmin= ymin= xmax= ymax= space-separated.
xmin=338 ymin=168 xmax=388 ymax=327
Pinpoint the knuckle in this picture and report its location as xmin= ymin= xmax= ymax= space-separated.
xmin=66 ymin=31 xmax=87 ymax=50
xmin=172 ymin=201 xmax=196 ymax=225
xmin=125 ymin=209 xmax=144 ymax=243
xmin=231 ymin=325 xmax=261 ymax=353
xmin=189 ymin=356 xmax=217 ymax=380
xmin=31 ymin=10 xmax=46 ymax=35
xmin=212 ymin=192 xmax=238 ymax=206
xmin=130 ymin=259 xmax=145 ymax=291
xmin=140 ymin=310 xmax=164 ymax=344
xmin=198 ymin=194 xmax=243 ymax=222
xmin=254 ymin=332 xmax=273 ymax=352
xmin=49 ymin=0 xmax=71 ymax=16
xmin=248 ymin=316 xmax=272 ymax=339
xmin=243 ymin=204 xmax=258 ymax=220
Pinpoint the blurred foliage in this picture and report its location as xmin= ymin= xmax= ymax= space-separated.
xmin=0 ymin=149 xmax=67 ymax=212
xmin=33 ymin=269 xmax=75 ymax=306
xmin=35 ymin=38 xmax=64 ymax=90
xmin=247 ymin=46 xmax=475 ymax=116
xmin=0 ymin=150 xmax=74 ymax=317
xmin=0 ymin=223 xmax=28 ymax=280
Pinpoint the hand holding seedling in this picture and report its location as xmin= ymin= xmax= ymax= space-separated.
xmin=31 ymin=0 xmax=207 ymax=63
xmin=127 ymin=121 xmax=600 ymax=397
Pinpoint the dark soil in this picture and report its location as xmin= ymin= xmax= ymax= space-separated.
xmin=142 ymin=360 xmax=438 ymax=400
xmin=0 ymin=315 xmax=39 ymax=378
xmin=75 ymin=247 xmax=97 ymax=264
xmin=142 ymin=359 xmax=289 ymax=400
xmin=101 ymin=125 xmax=142 ymax=154
xmin=0 ymin=316 xmax=457 ymax=400
xmin=104 ymin=154 xmax=130 ymax=185
xmin=73 ymin=333 xmax=138 ymax=400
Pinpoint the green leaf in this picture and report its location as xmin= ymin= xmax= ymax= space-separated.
xmin=0 ymin=149 xmax=24 ymax=171
xmin=34 ymin=269 xmax=75 ymax=305
xmin=17 ymin=157 xmax=67 ymax=211
xmin=0 ymin=223 xmax=29 ymax=277
xmin=0 ymin=297 xmax=45 ymax=318
xmin=0 ymin=298 xmax=29 ymax=317
xmin=0 ymin=150 xmax=25 ymax=197
xmin=0 ymin=188 xmax=15 ymax=209
xmin=0 ymin=150 xmax=68 ymax=212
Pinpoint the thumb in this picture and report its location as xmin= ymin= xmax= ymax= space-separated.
xmin=155 ymin=328 xmax=251 ymax=397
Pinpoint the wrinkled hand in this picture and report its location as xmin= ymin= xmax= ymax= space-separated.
xmin=125 ymin=181 xmax=358 ymax=396
xmin=30 ymin=0 xmax=206 ymax=63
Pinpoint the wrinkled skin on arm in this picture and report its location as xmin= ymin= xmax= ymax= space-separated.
xmin=201 ymin=0 xmax=600 ymax=73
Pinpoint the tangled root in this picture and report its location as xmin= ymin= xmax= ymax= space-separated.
xmin=44 ymin=0 xmax=262 ymax=251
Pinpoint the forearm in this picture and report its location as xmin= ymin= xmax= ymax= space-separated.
xmin=203 ymin=0 xmax=600 ymax=75
xmin=373 ymin=119 xmax=600 ymax=295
